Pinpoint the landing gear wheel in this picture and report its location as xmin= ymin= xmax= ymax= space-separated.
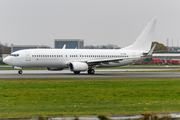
xmin=74 ymin=71 xmax=80 ymax=74
xmin=18 ymin=70 xmax=23 ymax=74
xmin=88 ymin=69 xmax=95 ymax=74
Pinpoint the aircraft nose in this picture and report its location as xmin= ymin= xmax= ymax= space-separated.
xmin=3 ymin=57 xmax=11 ymax=65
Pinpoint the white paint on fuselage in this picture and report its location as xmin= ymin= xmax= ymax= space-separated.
xmin=4 ymin=49 xmax=146 ymax=69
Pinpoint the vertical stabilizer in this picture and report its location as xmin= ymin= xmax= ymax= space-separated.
xmin=122 ymin=19 xmax=157 ymax=52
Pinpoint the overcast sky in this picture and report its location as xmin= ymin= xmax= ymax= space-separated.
xmin=0 ymin=0 xmax=180 ymax=48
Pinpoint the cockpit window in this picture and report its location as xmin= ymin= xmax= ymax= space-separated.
xmin=10 ymin=54 xmax=19 ymax=57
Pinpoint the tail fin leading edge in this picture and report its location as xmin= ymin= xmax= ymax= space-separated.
xmin=122 ymin=18 xmax=157 ymax=52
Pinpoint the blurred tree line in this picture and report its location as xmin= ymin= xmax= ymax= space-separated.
xmin=84 ymin=44 xmax=121 ymax=49
xmin=0 ymin=42 xmax=11 ymax=55
xmin=151 ymin=41 xmax=168 ymax=53
xmin=0 ymin=43 xmax=11 ymax=64
xmin=84 ymin=42 xmax=167 ymax=52
xmin=0 ymin=41 xmax=167 ymax=55
xmin=144 ymin=41 xmax=168 ymax=63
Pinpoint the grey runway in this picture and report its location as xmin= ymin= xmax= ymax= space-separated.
xmin=0 ymin=70 xmax=180 ymax=79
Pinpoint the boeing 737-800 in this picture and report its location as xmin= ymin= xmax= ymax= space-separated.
xmin=3 ymin=19 xmax=157 ymax=74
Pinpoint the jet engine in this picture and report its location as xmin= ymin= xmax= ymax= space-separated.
xmin=69 ymin=62 xmax=88 ymax=71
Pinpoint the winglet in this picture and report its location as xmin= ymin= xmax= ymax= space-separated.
xmin=62 ymin=44 xmax=66 ymax=49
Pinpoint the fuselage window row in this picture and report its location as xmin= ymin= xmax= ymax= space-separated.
xmin=32 ymin=55 xmax=63 ymax=57
xmin=32 ymin=55 xmax=128 ymax=58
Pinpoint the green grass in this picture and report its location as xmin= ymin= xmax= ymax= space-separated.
xmin=99 ymin=70 xmax=180 ymax=72
xmin=0 ymin=78 xmax=180 ymax=118
xmin=98 ymin=65 xmax=180 ymax=69
xmin=1 ymin=65 xmax=180 ymax=70
xmin=0 ymin=67 xmax=46 ymax=70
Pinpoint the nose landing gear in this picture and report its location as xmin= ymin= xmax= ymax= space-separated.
xmin=18 ymin=70 xmax=23 ymax=74
xmin=12 ymin=66 xmax=23 ymax=74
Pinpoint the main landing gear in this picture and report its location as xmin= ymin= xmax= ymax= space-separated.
xmin=74 ymin=71 xmax=80 ymax=74
xmin=18 ymin=70 xmax=23 ymax=74
xmin=73 ymin=69 xmax=95 ymax=74
xmin=88 ymin=68 xmax=95 ymax=74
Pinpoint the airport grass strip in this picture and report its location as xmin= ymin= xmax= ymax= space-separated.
xmin=1 ymin=65 xmax=180 ymax=70
xmin=0 ymin=67 xmax=46 ymax=70
xmin=0 ymin=78 xmax=180 ymax=118
xmin=98 ymin=70 xmax=180 ymax=72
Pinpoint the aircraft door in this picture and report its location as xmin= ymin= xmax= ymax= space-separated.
xmin=25 ymin=51 xmax=31 ymax=61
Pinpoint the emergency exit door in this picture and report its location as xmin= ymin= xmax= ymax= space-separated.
xmin=25 ymin=51 xmax=31 ymax=61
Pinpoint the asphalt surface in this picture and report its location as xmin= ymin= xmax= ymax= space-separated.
xmin=0 ymin=69 xmax=180 ymax=79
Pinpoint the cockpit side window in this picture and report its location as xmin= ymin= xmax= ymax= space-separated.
xmin=10 ymin=54 xmax=19 ymax=57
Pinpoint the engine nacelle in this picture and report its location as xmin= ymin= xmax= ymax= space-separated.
xmin=69 ymin=62 xmax=88 ymax=71
xmin=46 ymin=67 xmax=64 ymax=71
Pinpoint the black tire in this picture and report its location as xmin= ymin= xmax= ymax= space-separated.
xmin=88 ymin=69 xmax=95 ymax=74
xmin=18 ymin=70 xmax=22 ymax=74
xmin=74 ymin=71 xmax=80 ymax=74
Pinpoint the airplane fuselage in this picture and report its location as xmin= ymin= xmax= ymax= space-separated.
xmin=5 ymin=49 xmax=146 ymax=69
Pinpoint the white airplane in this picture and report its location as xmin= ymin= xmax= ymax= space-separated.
xmin=3 ymin=19 xmax=157 ymax=74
